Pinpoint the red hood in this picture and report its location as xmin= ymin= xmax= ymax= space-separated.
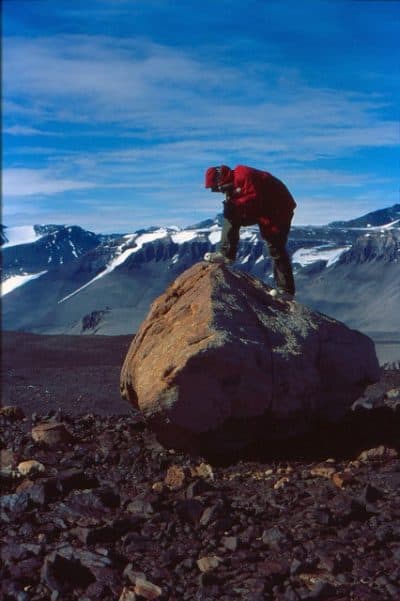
xmin=204 ymin=165 xmax=233 ymax=189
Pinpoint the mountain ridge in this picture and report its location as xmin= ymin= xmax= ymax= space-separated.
xmin=328 ymin=203 xmax=400 ymax=228
xmin=1 ymin=205 xmax=399 ymax=352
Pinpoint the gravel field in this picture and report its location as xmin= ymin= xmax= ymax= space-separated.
xmin=1 ymin=331 xmax=399 ymax=600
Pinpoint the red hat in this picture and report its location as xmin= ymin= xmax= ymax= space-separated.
xmin=205 ymin=165 xmax=233 ymax=189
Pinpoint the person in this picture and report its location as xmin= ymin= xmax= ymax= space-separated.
xmin=204 ymin=164 xmax=296 ymax=297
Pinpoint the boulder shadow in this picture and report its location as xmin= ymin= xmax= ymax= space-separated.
xmin=198 ymin=406 xmax=400 ymax=466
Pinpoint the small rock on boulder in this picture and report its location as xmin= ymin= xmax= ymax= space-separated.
xmin=120 ymin=263 xmax=380 ymax=453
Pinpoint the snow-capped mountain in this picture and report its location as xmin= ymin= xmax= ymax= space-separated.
xmin=2 ymin=225 xmax=105 ymax=278
xmin=1 ymin=206 xmax=399 ymax=338
xmin=329 ymin=203 xmax=400 ymax=228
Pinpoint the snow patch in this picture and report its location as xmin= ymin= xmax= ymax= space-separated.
xmin=209 ymin=230 xmax=221 ymax=245
xmin=58 ymin=229 xmax=169 ymax=303
xmin=2 ymin=226 xmax=44 ymax=249
xmin=326 ymin=248 xmax=351 ymax=267
xmin=240 ymin=228 xmax=258 ymax=241
xmin=292 ymin=245 xmax=351 ymax=268
xmin=351 ymin=220 xmax=400 ymax=231
xmin=171 ymin=231 xmax=198 ymax=244
xmin=69 ymin=239 xmax=79 ymax=258
xmin=132 ymin=229 xmax=168 ymax=249
xmin=379 ymin=219 xmax=400 ymax=229
xmin=1 ymin=271 xmax=47 ymax=296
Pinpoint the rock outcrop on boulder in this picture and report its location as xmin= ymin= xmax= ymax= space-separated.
xmin=120 ymin=262 xmax=380 ymax=453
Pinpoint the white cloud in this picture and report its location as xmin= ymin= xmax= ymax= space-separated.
xmin=2 ymin=28 xmax=398 ymax=232
xmin=3 ymin=34 xmax=397 ymax=159
xmin=2 ymin=168 xmax=97 ymax=196
xmin=3 ymin=125 xmax=56 ymax=136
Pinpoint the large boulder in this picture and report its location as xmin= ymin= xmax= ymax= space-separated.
xmin=120 ymin=263 xmax=380 ymax=453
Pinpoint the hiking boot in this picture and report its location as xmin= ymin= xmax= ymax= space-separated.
xmin=204 ymin=252 xmax=233 ymax=265
xmin=269 ymin=288 xmax=294 ymax=301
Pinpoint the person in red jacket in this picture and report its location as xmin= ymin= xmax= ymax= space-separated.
xmin=204 ymin=164 xmax=296 ymax=296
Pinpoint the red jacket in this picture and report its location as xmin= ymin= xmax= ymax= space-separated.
xmin=205 ymin=165 xmax=296 ymax=235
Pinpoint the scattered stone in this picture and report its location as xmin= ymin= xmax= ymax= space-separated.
xmin=309 ymin=579 xmax=336 ymax=599
xmin=8 ymin=557 xmax=43 ymax=582
xmin=176 ymin=499 xmax=204 ymax=525
xmin=122 ymin=565 xmax=146 ymax=584
xmin=31 ymin=422 xmax=72 ymax=446
xmin=56 ymin=468 xmax=99 ymax=494
xmin=0 ymin=449 xmax=18 ymax=478
xmin=185 ymin=479 xmax=211 ymax=498
xmin=221 ymin=535 xmax=237 ymax=551
xmin=41 ymin=547 xmax=95 ymax=594
xmin=261 ymin=527 xmax=287 ymax=549
xmin=358 ymin=445 xmax=398 ymax=462
xmin=360 ymin=483 xmax=384 ymax=504
xmin=274 ymin=476 xmax=290 ymax=489
xmin=335 ymin=551 xmax=353 ymax=573
xmin=164 ymin=465 xmax=187 ymax=490
xmin=313 ymin=506 xmax=333 ymax=526
xmin=25 ymin=478 xmax=60 ymax=505
xmin=59 ymin=487 xmax=120 ymax=523
xmin=197 ymin=555 xmax=222 ymax=573
xmin=119 ymin=587 xmax=137 ymax=601
xmin=257 ymin=558 xmax=289 ymax=581
xmin=17 ymin=460 xmax=46 ymax=477
xmin=134 ymin=577 xmax=162 ymax=599
xmin=310 ymin=464 xmax=337 ymax=479
xmin=1 ymin=449 xmax=18 ymax=470
xmin=1 ymin=395 xmax=399 ymax=600
xmin=122 ymin=532 xmax=151 ymax=555
xmin=159 ymin=548 xmax=180 ymax=568
xmin=0 ymin=492 xmax=30 ymax=517
xmin=126 ymin=494 xmax=154 ymax=517
xmin=290 ymin=558 xmax=304 ymax=576
xmin=41 ymin=546 xmax=108 ymax=594
xmin=151 ymin=481 xmax=164 ymax=493
xmin=193 ymin=462 xmax=214 ymax=480
xmin=199 ymin=504 xmax=219 ymax=527
xmin=72 ymin=523 xmax=127 ymax=545
xmin=332 ymin=470 xmax=355 ymax=488
xmin=0 ymin=406 xmax=25 ymax=420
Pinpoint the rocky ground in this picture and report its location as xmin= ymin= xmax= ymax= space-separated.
xmin=1 ymin=392 xmax=400 ymax=601
xmin=1 ymin=332 xmax=400 ymax=600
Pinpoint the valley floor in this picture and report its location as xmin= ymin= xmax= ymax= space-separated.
xmin=1 ymin=331 xmax=399 ymax=417
xmin=1 ymin=331 xmax=133 ymax=416
xmin=364 ymin=332 xmax=400 ymax=366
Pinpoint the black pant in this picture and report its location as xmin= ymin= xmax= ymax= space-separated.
xmin=219 ymin=213 xmax=295 ymax=295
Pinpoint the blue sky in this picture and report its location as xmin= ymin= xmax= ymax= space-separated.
xmin=2 ymin=0 xmax=399 ymax=232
